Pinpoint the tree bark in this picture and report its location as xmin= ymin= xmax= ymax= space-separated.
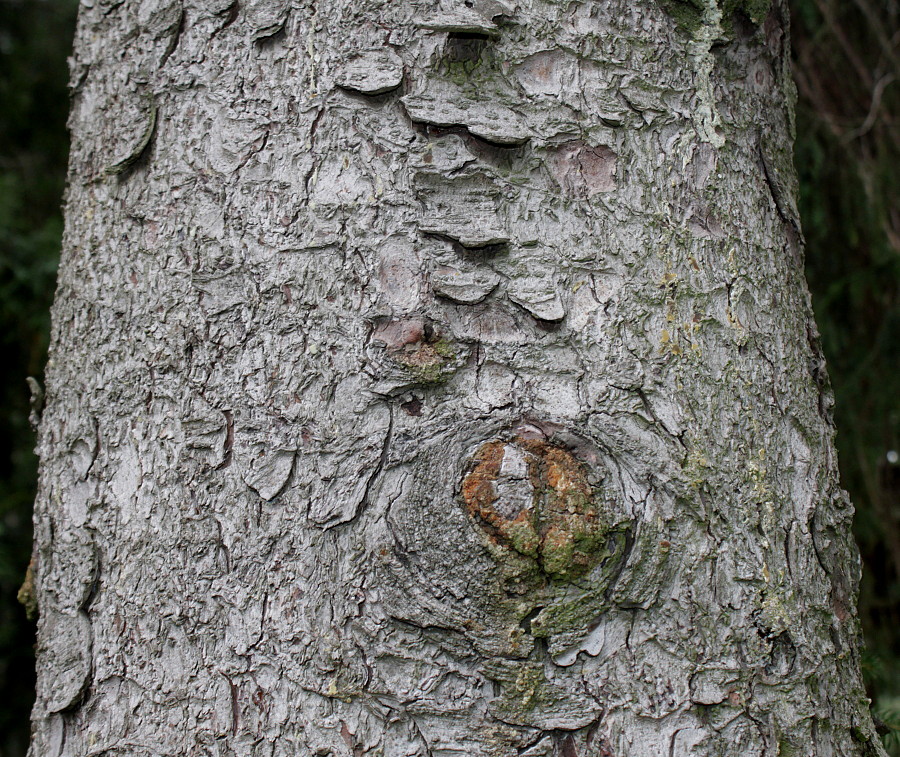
xmin=31 ymin=0 xmax=886 ymax=755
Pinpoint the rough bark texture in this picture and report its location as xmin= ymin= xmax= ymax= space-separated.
xmin=31 ymin=0 xmax=886 ymax=755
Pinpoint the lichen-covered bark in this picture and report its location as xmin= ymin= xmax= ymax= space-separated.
xmin=31 ymin=0 xmax=885 ymax=755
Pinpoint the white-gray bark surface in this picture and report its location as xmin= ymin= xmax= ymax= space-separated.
xmin=31 ymin=0 xmax=886 ymax=755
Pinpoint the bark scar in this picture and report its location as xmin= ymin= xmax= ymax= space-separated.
xmin=462 ymin=437 xmax=618 ymax=581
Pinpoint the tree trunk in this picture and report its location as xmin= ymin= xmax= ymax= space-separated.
xmin=30 ymin=0 xmax=885 ymax=755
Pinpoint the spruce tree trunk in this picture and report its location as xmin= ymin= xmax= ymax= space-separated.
xmin=30 ymin=0 xmax=885 ymax=754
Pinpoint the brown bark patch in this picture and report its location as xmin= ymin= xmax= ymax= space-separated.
xmin=547 ymin=141 xmax=617 ymax=196
xmin=372 ymin=317 xmax=457 ymax=382
xmin=372 ymin=317 xmax=426 ymax=349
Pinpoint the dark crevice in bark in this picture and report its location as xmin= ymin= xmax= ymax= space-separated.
xmin=446 ymin=31 xmax=494 ymax=44
xmin=336 ymin=86 xmax=402 ymax=102
xmin=519 ymin=605 xmax=545 ymax=634
xmin=528 ymin=311 xmax=565 ymax=331
xmin=601 ymin=528 xmax=635 ymax=604
xmin=758 ymin=136 xmax=800 ymax=237
xmin=636 ymin=388 xmax=687 ymax=448
xmin=80 ymin=546 xmax=100 ymax=613
xmin=402 ymin=107 xmax=531 ymax=150
xmin=158 ymin=7 xmax=185 ymax=68
xmin=387 ymin=616 xmax=474 ymax=655
xmin=217 ymin=409 xmax=234 ymax=469
xmin=211 ymin=1 xmax=240 ymax=38
xmin=104 ymin=98 xmax=157 ymax=178
xmin=419 ymin=230 xmax=509 ymax=255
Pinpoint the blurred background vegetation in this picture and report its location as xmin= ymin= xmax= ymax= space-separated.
xmin=0 ymin=0 xmax=896 ymax=754
xmin=792 ymin=0 xmax=900 ymax=749
xmin=0 ymin=0 xmax=77 ymax=755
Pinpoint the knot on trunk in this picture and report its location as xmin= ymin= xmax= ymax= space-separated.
xmin=462 ymin=437 xmax=618 ymax=581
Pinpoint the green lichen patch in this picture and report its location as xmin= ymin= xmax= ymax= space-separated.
xmin=377 ymin=318 xmax=460 ymax=385
xmin=437 ymin=34 xmax=502 ymax=89
xmin=657 ymin=0 xmax=706 ymax=35
xmin=658 ymin=0 xmax=771 ymax=35
xmin=722 ymin=0 xmax=771 ymax=25
xmin=480 ymin=659 xmax=601 ymax=729
xmin=494 ymin=663 xmax=549 ymax=716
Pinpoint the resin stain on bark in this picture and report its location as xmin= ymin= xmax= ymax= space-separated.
xmin=462 ymin=436 xmax=618 ymax=581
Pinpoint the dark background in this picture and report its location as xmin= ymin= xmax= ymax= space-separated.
xmin=0 ymin=0 xmax=897 ymax=754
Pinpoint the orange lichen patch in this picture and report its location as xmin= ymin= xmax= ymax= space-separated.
xmin=462 ymin=437 xmax=612 ymax=581
xmin=544 ymin=448 xmax=589 ymax=494
xmin=461 ymin=441 xmax=544 ymax=556
xmin=462 ymin=441 xmax=504 ymax=517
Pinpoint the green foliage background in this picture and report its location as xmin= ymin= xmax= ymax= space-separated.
xmin=0 ymin=0 xmax=896 ymax=754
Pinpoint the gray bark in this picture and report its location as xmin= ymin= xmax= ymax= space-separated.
xmin=30 ymin=0 xmax=885 ymax=755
